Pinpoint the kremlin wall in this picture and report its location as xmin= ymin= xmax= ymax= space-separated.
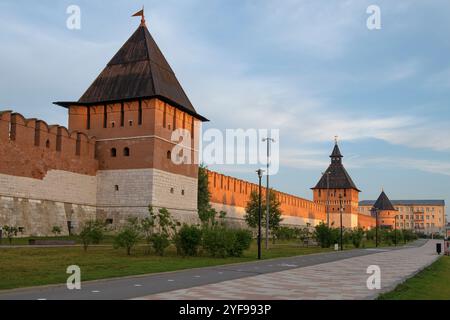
xmin=1 ymin=17 xmax=445 ymax=237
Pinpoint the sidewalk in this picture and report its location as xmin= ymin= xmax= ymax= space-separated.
xmin=138 ymin=240 xmax=442 ymax=300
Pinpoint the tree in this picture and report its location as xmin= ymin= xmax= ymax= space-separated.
xmin=198 ymin=164 xmax=211 ymax=220
xmin=3 ymin=226 xmax=19 ymax=245
xmin=313 ymin=223 xmax=339 ymax=248
xmin=79 ymin=220 xmax=105 ymax=251
xmin=52 ymin=226 xmax=62 ymax=237
xmin=147 ymin=207 xmax=180 ymax=256
xmin=114 ymin=218 xmax=141 ymax=256
xmin=351 ymin=228 xmax=365 ymax=248
xmin=244 ymin=190 xmax=283 ymax=242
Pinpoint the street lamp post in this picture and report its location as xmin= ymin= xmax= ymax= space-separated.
xmin=256 ymin=169 xmax=264 ymax=260
xmin=394 ymin=215 xmax=398 ymax=246
xmin=375 ymin=209 xmax=379 ymax=247
xmin=339 ymin=194 xmax=344 ymax=251
xmin=262 ymin=138 xmax=275 ymax=250
xmin=322 ymin=171 xmax=330 ymax=227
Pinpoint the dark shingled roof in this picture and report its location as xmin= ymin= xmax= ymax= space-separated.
xmin=312 ymin=143 xmax=360 ymax=192
xmin=55 ymin=24 xmax=208 ymax=121
xmin=360 ymin=200 xmax=446 ymax=207
xmin=372 ymin=191 xmax=396 ymax=211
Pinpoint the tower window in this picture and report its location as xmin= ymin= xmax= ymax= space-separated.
xmin=46 ymin=140 xmax=50 ymax=148
xmin=114 ymin=185 xmax=119 ymax=191
xmin=129 ymin=120 xmax=133 ymax=127
xmin=124 ymin=147 xmax=130 ymax=157
xmin=181 ymin=190 xmax=185 ymax=196
xmin=138 ymin=100 xmax=143 ymax=125
xmin=120 ymin=102 xmax=125 ymax=127
xmin=111 ymin=121 xmax=116 ymax=128
xmin=170 ymin=188 xmax=174 ymax=194
xmin=111 ymin=148 xmax=117 ymax=157
xmin=103 ymin=105 xmax=108 ymax=128
xmin=87 ymin=107 xmax=91 ymax=130
xmin=167 ymin=150 xmax=172 ymax=160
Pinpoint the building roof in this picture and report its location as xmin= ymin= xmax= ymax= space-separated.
xmin=312 ymin=142 xmax=360 ymax=191
xmin=372 ymin=191 xmax=396 ymax=211
xmin=359 ymin=200 xmax=446 ymax=207
xmin=55 ymin=23 xmax=208 ymax=122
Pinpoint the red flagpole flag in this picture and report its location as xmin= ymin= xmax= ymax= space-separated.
xmin=132 ymin=9 xmax=144 ymax=17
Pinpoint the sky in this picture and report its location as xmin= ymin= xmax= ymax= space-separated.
xmin=0 ymin=0 xmax=449 ymax=220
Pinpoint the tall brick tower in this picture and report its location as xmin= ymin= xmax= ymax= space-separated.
xmin=55 ymin=15 xmax=208 ymax=224
xmin=312 ymin=141 xmax=361 ymax=228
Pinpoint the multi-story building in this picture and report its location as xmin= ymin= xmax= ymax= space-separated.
xmin=360 ymin=194 xmax=446 ymax=235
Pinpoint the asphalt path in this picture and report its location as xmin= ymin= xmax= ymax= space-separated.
xmin=0 ymin=240 xmax=427 ymax=300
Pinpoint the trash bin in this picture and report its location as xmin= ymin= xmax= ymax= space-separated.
xmin=436 ymin=243 xmax=442 ymax=255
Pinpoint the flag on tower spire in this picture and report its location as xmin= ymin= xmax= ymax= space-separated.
xmin=132 ymin=6 xmax=146 ymax=26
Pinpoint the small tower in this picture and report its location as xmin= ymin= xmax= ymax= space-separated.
xmin=54 ymin=12 xmax=208 ymax=224
xmin=312 ymin=140 xmax=361 ymax=228
xmin=372 ymin=190 xmax=398 ymax=229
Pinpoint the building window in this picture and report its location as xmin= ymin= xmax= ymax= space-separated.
xmin=103 ymin=105 xmax=108 ymax=128
xmin=181 ymin=190 xmax=185 ymax=196
xmin=138 ymin=100 xmax=143 ymax=125
xmin=87 ymin=107 xmax=91 ymax=129
xmin=111 ymin=148 xmax=117 ymax=157
xmin=111 ymin=121 xmax=116 ymax=128
xmin=121 ymin=102 xmax=125 ymax=127
xmin=170 ymin=188 xmax=174 ymax=194
xmin=106 ymin=219 xmax=114 ymax=225
xmin=46 ymin=139 xmax=50 ymax=148
xmin=167 ymin=150 xmax=172 ymax=160
xmin=114 ymin=185 xmax=119 ymax=191
xmin=124 ymin=147 xmax=130 ymax=157
xmin=129 ymin=120 xmax=133 ymax=127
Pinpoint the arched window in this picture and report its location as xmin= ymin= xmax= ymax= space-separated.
xmin=46 ymin=140 xmax=50 ymax=148
xmin=124 ymin=147 xmax=130 ymax=157
xmin=111 ymin=148 xmax=117 ymax=157
xmin=167 ymin=150 xmax=172 ymax=160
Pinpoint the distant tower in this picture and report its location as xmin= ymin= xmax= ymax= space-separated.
xmin=55 ymin=13 xmax=208 ymax=224
xmin=312 ymin=140 xmax=361 ymax=228
xmin=372 ymin=190 xmax=398 ymax=229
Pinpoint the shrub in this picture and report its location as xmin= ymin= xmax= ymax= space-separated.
xmin=113 ymin=218 xmax=141 ymax=256
xmin=143 ymin=207 xmax=180 ymax=256
xmin=52 ymin=226 xmax=62 ymax=236
xmin=274 ymin=226 xmax=298 ymax=241
xmin=202 ymin=226 xmax=252 ymax=258
xmin=79 ymin=220 xmax=105 ymax=251
xmin=176 ymin=224 xmax=203 ymax=256
xmin=313 ymin=223 xmax=339 ymax=248
xmin=2 ymin=226 xmax=20 ymax=245
xmin=351 ymin=228 xmax=365 ymax=248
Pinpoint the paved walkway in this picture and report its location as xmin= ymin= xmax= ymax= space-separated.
xmin=138 ymin=240 xmax=442 ymax=300
xmin=0 ymin=240 xmax=440 ymax=300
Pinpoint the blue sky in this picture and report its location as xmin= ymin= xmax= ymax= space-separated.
xmin=0 ymin=0 xmax=449 ymax=219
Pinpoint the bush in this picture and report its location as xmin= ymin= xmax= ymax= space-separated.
xmin=79 ymin=220 xmax=105 ymax=251
xmin=113 ymin=218 xmax=141 ymax=255
xmin=202 ymin=226 xmax=252 ymax=258
xmin=52 ymin=226 xmax=62 ymax=236
xmin=274 ymin=226 xmax=298 ymax=241
xmin=176 ymin=224 xmax=203 ymax=256
xmin=351 ymin=228 xmax=365 ymax=248
xmin=313 ymin=223 xmax=339 ymax=248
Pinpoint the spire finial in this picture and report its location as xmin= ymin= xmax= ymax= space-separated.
xmin=334 ymin=135 xmax=338 ymax=145
xmin=132 ymin=6 xmax=146 ymax=26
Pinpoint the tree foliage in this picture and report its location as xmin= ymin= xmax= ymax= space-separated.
xmin=244 ymin=190 xmax=283 ymax=236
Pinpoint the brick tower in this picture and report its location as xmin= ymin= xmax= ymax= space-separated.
xmin=312 ymin=141 xmax=361 ymax=228
xmin=55 ymin=17 xmax=208 ymax=224
xmin=372 ymin=190 xmax=398 ymax=229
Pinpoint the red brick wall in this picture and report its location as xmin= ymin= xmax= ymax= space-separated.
xmin=207 ymin=170 xmax=326 ymax=222
xmin=0 ymin=111 xmax=97 ymax=179
xmin=357 ymin=213 xmax=376 ymax=229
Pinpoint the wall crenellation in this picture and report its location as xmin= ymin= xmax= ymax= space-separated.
xmin=0 ymin=111 xmax=98 ymax=179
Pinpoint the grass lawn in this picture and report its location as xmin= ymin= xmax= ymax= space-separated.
xmin=0 ymin=241 xmax=331 ymax=291
xmin=378 ymin=256 xmax=450 ymax=300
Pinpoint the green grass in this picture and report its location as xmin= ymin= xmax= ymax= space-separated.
xmin=0 ymin=241 xmax=331 ymax=291
xmin=378 ymin=256 xmax=450 ymax=300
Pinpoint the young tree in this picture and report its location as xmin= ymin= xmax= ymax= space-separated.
xmin=3 ymin=226 xmax=19 ymax=245
xmin=351 ymin=228 xmax=365 ymax=248
xmin=147 ymin=207 xmax=180 ymax=256
xmin=114 ymin=218 xmax=141 ymax=256
xmin=313 ymin=223 xmax=339 ymax=248
xmin=244 ymin=190 xmax=283 ymax=241
xmin=79 ymin=220 xmax=105 ymax=251
xmin=52 ymin=226 xmax=62 ymax=237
